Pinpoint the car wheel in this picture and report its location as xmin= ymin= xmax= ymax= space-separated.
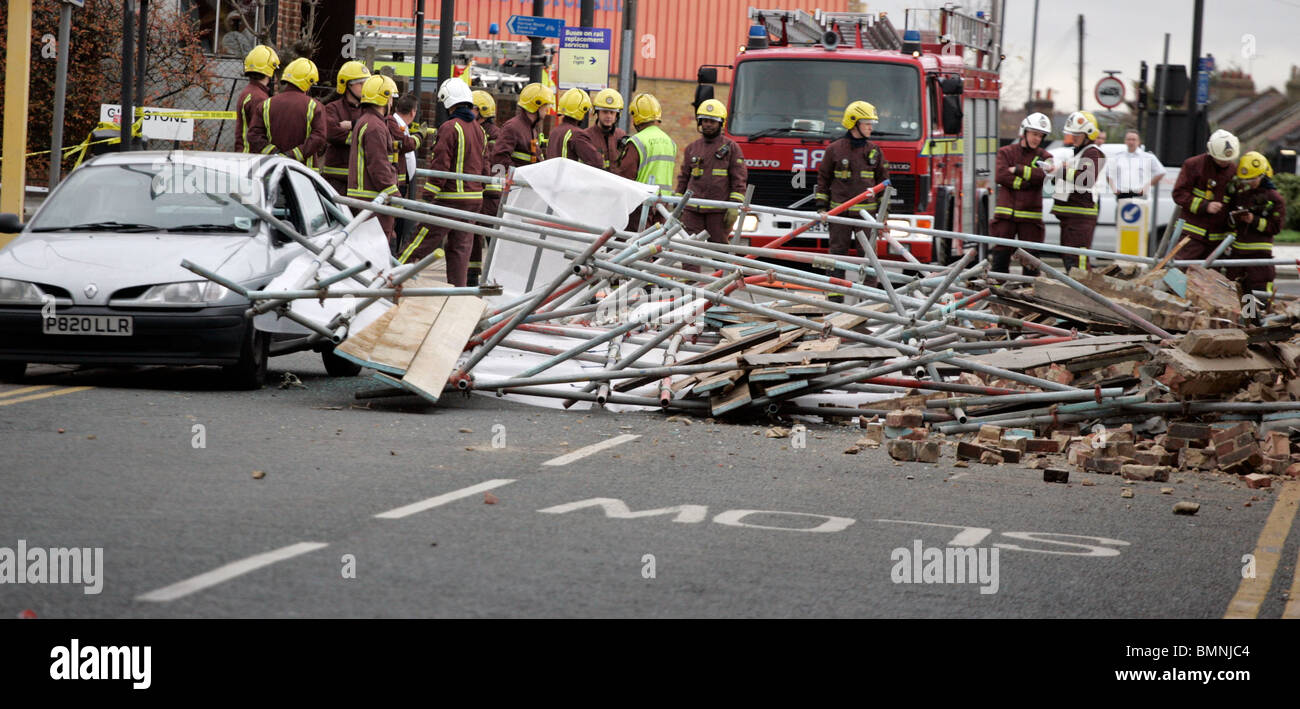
xmin=0 ymin=361 xmax=26 ymax=382
xmin=322 ymin=347 xmax=362 ymax=377
xmin=222 ymin=327 xmax=269 ymax=390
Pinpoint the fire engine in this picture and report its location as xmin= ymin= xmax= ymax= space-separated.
xmin=697 ymin=6 xmax=1004 ymax=263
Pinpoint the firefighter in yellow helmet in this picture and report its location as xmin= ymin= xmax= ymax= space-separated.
xmin=675 ymin=98 xmax=748 ymax=253
xmin=1051 ymin=110 xmax=1106 ymax=270
xmin=347 ymin=75 xmax=399 ymax=246
xmin=586 ymin=88 xmax=626 ymax=172
xmin=545 ymin=88 xmax=602 ymax=167
xmin=814 ymin=101 xmax=891 ymax=292
xmin=491 ymin=83 xmax=552 ymax=173
xmin=615 ymin=93 xmax=678 ymax=229
xmin=247 ymin=57 xmax=327 ymax=168
xmin=234 ymin=45 xmax=279 ymax=153
xmin=320 ymin=60 xmax=371 ymax=193
xmin=1225 ymin=151 xmax=1285 ymax=295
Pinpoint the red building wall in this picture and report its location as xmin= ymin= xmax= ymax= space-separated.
xmin=354 ymin=0 xmax=850 ymax=81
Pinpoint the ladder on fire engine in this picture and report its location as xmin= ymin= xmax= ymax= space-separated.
xmin=354 ymin=15 xmax=539 ymax=63
xmin=903 ymin=6 xmax=1001 ymax=71
xmin=746 ymin=8 xmax=902 ymax=51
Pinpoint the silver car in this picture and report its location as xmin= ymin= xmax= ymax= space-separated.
xmin=0 ymin=151 xmax=368 ymax=388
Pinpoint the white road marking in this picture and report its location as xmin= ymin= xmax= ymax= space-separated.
xmin=374 ymin=479 xmax=516 ymax=519
xmin=543 ymin=434 xmax=640 ymax=467
xmin=136 ymin=542 xmax=329 ymax=603
xmin=948 ymin=472 xmax=968 ymax=480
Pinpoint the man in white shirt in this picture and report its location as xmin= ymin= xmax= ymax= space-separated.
xmin=1106 ymin=129 xmax=1167 ymax=199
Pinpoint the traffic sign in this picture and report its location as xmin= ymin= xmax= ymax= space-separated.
xmin=1196 ymin=56 xmax=1214 ymax=107
xmin=1120 ymin=202 xmax=1142 ymax=224
xmin=506 ymin=14 xmax=564 ymax=39
xmin=558 ymin=27 xmax=612 ymax=91
xmin=1094 ymin=76 xmax=1125 ymax=109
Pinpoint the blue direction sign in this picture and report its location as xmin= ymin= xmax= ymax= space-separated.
xmin=1196 ymin=56 xmax=1214 ymax=107
xmin=506 ymin=14 xmax=564 ymax=39
xmin=1120 ymin=202 xmax=1142 ymax=224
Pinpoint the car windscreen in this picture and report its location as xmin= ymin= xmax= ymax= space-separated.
xmin=27 ymin=162 xmax=260 ymax=233
xmin=729 ymin=59 xmax=922 ymax=140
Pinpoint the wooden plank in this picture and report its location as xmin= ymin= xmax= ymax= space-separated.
xmin=336 ymin=304 xmax=399 ymax=368
xmin=614 ymin=325 xmax=786 ymax=393
xmin=710 ymin=380 xmax=754 ymax=416
xmin=750 ymin=366 xmax=792 ymax=382
xmin=745 ymin=346 xmax=900 ymax=367
xmin=399 ymin=296 xmax=487 ymax=404
xmin=691 ymin=370 xmax=741 ymax=396
xmin=366 ymin=296 xmax=450 ymax=374
xmin=950 ymin=341 xmax=1153 ymax=372
xmin=763 ymin=379 xmax=810 ymax=397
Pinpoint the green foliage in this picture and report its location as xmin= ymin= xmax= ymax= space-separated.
xmin=1271 ymin=173 xmax=1300 ymax=231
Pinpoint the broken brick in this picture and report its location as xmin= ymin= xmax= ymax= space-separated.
xmin=1241 ymin=473 xmax=1272 ymax=489
xmin=887 ymin=440 xmax=916 ymax=461
xmin=1044 ymin=468 xmax=1069 ymax=484
xmin=980 ymin=450 xmax=1004 ymax=465
xmin=1121 ymin=464 xmax=1173 ymax=482
xmin=1023 ymin=438 xmax=1063 ymax=454
xmin=1178 ymin=329 xmax=1249 ymax=358
xmin=914 ymin=441 xmax=942 ymax=464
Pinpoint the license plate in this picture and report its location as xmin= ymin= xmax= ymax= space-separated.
xmin=43 ymin=315 xmax=134 ymax=336
xmin=804 ymin=221 xmax=829 ymax=233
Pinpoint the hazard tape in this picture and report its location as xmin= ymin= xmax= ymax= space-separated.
xmin=135 ymin=109 xmax=236 ymax=120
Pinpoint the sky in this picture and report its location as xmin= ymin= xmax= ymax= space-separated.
xmin=878 ymin=0 xmax=1300 ymax=113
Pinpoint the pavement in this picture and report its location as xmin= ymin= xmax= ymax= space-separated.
xmin=1 ymin=352 xmax=1297 ymax=619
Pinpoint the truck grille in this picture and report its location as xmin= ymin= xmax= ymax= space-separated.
xmin=745 ymin=170 xmax=918 ymax=213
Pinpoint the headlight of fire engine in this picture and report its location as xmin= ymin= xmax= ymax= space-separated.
xmin=0 ymin=278 xmax=44 ymax=304
xmin=139 ymin=280 xmax=230 ymax=304
xmin=738 ymin=214 xmax=759 ymax=232
xmin=887 ymin=218 xmax=911 ymax=238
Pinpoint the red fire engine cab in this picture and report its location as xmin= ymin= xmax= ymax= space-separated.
xmin=697 ymin=6 xmax=1003 ymax=263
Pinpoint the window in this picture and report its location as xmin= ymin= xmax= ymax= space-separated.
xmin=729 ymin=59 xmax=923 ymax=140
xmin=183 ymin=0 xmax=276 ymax=56
xmin=287 ymin=170 xmax=331 ymax=236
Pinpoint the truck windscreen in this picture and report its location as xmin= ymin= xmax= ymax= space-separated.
xmin=729 ymin=59 xmax=922 ymax=141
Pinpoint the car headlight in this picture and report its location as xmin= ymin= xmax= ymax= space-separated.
xmin=139 ymin=280 xmax=230 ymax=304
xmin=0 ymin=278 xmax=44 ymax=304
xmin=887 ymin=218 xmax=911 ymax=238
xmin=738 ymin=214 xmax=759 ymax=233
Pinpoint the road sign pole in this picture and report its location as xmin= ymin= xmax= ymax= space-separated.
xmin=618 ymin=0 xmax=636 ymax=132
xmin=50 ymin=2 xmax=75 ymax=187
xmin=529 ymin=0 xmax=545 ymax=84
xmin=413 ymin=0 xmax=425 ymax=120
xmin=436 ymin=0 xmax=454 ymax=125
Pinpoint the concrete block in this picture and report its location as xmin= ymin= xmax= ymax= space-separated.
xmin=1179 ymin=329 xmax=1249 ymax=358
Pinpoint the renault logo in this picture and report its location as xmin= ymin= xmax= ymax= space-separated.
xmin=84 ymin=283 xmax=98 ymax=298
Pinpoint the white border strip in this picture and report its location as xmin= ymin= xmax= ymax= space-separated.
xmin=374 ymin=479 xmax=517 ymax=519
xmin=136 ymin=541 xmax=329 ymax=603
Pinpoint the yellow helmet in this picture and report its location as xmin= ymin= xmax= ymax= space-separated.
xmin=630 ymin=93 xmax=662 ymax=125
xmin=336 ymin=60 xmax=371 ymax=94
xmin=281 ymin=57 xmax=319 ymax=92
xmin=1237 ymin=151 xmax=1273 ymax=179
xmin=471 ymin=90 xmax=496 ymax=118
xmin=696 ymin=98 xmax=727 ymax=123
xmin=244 ymin=45 xmax=280 ymax=77
xmin=841 ymin=100 xmax=879 ymax=130
xmin=1063 ymin=110 xmax=1100 ymax=141
xmin=518 ymin=83 xmax=555 ymax=113
xmin=557 ymin=88 xmax=593 ymax=120
xmin=360 ymin=75 xmax=395 ymax=106
xmin=593 ymin=88 xmax=624 ymax=112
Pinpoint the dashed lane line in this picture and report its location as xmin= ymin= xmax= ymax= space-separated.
xmin=374 ymin=479 xmax=517 ymax=519
xmin=542 ymin=434 xmax=640 ymax=467
xmin=136 ymin=542 xmax=330 ymax=603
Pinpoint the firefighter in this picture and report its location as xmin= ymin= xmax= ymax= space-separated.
xmin=347 ymin=75 xmax=399 ymax=248
xmin=990 ymin=112 xmax=1055 ymax=277
xmin=405 ymin=79 xmax=486 ymax=286
xmin=234 ymin=45 xmax=278 ymax=154
xmin=545 ymin=88 xmax=602 ymax=167
xmin=319 ymin=60 xmax=370 ymax=193
xmin=615 ymin=93 xmax=677 ymax=229
xmin=815 ymin=101 xmax=891 ymax=290
xmin=470 ymin=89 xmax=501 ymax=287
xmin=247 ymin=57 xmax=327 ymax=169
xmin=587 ymin=88 xmax=627 ymax=172
xmin=1051 ymin=110 xmax=1106 ymax=271
xmin=1225 ymin=151 xmax=1285 ymax=296
xmin=1171 ymin=129 xmax=1241 ymax=261
xmin=675 ymin=98 xmax=747 ymax=252
xmin=491 ymin=82 xmax=553 ymax=173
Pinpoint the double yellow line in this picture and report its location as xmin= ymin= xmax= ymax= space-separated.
xmin=0 ymin=384 xmax=94 ymax=407
xmin=1225 ymin=480 xmax=1300 ymax=619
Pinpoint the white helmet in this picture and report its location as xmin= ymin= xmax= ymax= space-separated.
xmin=1206 ymin=129 xmax=1240 ymax=162
xmin=1020 ymin=112 xmax=1051 ymax=137
xmin=438 ymin=78 xmax=473 ymax=110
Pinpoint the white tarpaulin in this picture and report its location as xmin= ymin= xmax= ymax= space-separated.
xmin=486 ymin=158 xmax=656 ymax=302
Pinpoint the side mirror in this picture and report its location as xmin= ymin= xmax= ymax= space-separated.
xmin=0 ymin=213 xmax=25 ymax=233
xmin=693 ymin=84 xmax=715 ymax=111
xmin=697 ymin=66 xmax=718 ymax=84
xmin=942 ymin=95 xmax=964 ymax=135
xmin=940 ymin=76 xmax=964 ymax=95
